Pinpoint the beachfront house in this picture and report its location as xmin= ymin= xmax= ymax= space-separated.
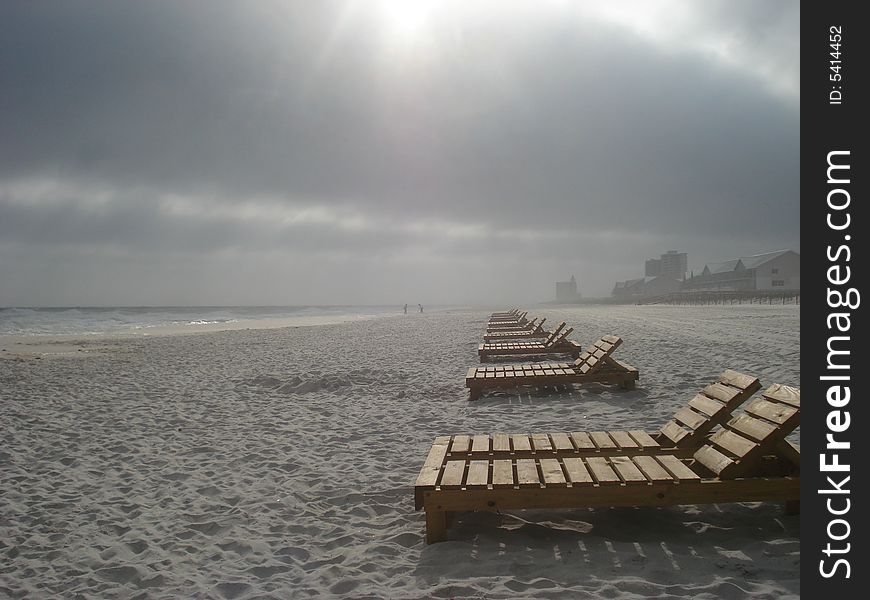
xmin=682 ymin=250 xmax=800 ymax=292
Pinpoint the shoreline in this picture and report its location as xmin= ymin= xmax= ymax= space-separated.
xmin=0 ymin=312 xmax=406 ymax=360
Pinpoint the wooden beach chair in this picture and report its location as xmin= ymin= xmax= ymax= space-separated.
xmin=488 ymin=310 xmax=528 ymax=325
xmin=483 ymin=319 xmax=549 ymax=341
xmin=478 ymin=322 xmax=580 ymax=361
xmin=466 ymin=335 xmax=638 ymax=399
xmin=490 ymin=308 xmax=520 ymax=319
xmin=487 ymin=314 xmax=536 ymax=330
xmin=415 ymin=383 xmax=800 ymax=543
xmin=440 ymin=370 xmax=760 ymax=459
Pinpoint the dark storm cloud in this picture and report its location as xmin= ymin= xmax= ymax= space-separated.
xmin=0 ymin=1 xmax=799 ymax=304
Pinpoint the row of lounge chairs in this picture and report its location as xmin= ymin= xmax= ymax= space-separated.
xmin=472 ymin=332 xmax=639 ymax=400
xmin=478 ymin=321 xmax=580 ymax=362
xmin=411 ymin=308 xmax=800 ymax=543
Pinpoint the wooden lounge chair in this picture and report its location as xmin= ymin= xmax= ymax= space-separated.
xmin=483 ymin=319 xmax=549 ymax=341
xmin=490 ymin=308 xmax=520 ymax=318
xmin=488 ymin=311 xmax=528 ymax=325
xmin=466 ymin=335 xmax=638 ymax=399
xmin=415 ymin=383 xmax=800 ymax=543
xmin=478 ymin=322 xmax=581 ymax=362
xmin=441 ymin=370 xmax=760 ymax=458
xmin=487 ymin=314 xmax=536 ymax=330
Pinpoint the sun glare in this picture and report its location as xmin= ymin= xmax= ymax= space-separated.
xmin=380 ymin=0 xmax=435 ymax=38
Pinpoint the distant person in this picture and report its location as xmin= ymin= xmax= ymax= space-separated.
xmin=418 ymin=304 xmax=423 ymax=313
xmin=403 ymin=304 xmax=408 ymax=314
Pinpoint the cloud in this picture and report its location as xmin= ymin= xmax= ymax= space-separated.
xmin=0 ymin=1 xmax=799 ymax=304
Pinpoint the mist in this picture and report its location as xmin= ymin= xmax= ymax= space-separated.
xmin=0 ymin=0 xmax=799 ymax=306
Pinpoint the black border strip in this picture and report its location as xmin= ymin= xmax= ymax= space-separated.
xmin=802 ymin=2 xmax=866 ymax=594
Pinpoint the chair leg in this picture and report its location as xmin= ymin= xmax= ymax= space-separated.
xmin=619 ymin=378 xmax=636 ymax=390
xmin=469 ymin=388 xmax=481 ymax=401
xmin=426 ymin=509 xmax=447 ymax=544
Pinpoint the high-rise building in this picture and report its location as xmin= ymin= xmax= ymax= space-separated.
xmin=659 ymin=250 xmax=688 ymax=280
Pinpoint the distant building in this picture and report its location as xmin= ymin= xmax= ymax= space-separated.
xmin=613 ymin=275 xmax=681 ymax=300
xmin=556 ymin=275 xmax=581 ymax=302
xmin=613 ymin=277 xmax=645 ymax=299
xmin=646 ymin=250 xmax=687 ymax=280
xmin=683 ymin=250 xmax=800 ymax=292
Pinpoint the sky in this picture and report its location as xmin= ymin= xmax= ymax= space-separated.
xmin=0 ymin=0 xmax=799 ymax=306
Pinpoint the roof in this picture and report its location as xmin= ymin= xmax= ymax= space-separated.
xmin=739 ymin=249 xmax=796 ymax=269
xmin=704 ymin=259 xmax=744 ymax=274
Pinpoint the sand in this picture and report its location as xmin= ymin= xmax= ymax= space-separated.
xmin=0 ymin=304 xmax=800 ymax=598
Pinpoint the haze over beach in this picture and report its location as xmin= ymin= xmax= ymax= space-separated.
xmin=0 ymin=0 xmax=798 ymax=306
xmin=0 ymin=1 xmax=800 ymax=599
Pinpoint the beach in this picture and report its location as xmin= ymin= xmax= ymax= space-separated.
xmin=0 ymin=304 xmax=800 ymax=599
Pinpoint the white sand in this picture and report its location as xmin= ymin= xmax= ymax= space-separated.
xmin=0 ymin=305 xmax=799 ymax=598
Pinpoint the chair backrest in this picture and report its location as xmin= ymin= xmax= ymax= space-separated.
xmin=550 ymin=326 xmax=574 ymax=347
xmin=543 ymin=322 xmax=566 ymax=346
xmin=571 ymin=335 xmax=621 ymax=375
xmin=658 ymin=370 xmax=761 ymax=447
xmin=692 ymin=383 xmax=800 ymax=478
xmin=533 ymin=318 xmax=546 ymax=333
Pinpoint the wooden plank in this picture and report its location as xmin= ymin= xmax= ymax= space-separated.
xmin=570 ymin=432 xmax=596 ymax=450
xmin=550 ymin=432 xmax=574 ymax=451
xmin=655 ymin=455 xmax=700 ymax=481
xmin=628 ymin=430 xmax=660 ymax=449
xmin=659 ymin=420 xmax=690 ymax=445
xmin=610 ymin=456 xmax=647 ymax=484
xmin=727 ymin=413 xmax=776 ymax=442
xmin=415 ymin=443 xmax=449 ymax=487
xmin=589 ymin=431 xmax=617 ymax=449
xmin=719 ymin=369 xmax=761 ymax=392
xmin=471 ymin=435 xmax=490 ymax=454
xmin=586 ymin=355 xmax=600 ymax=370
xmin=762 ymin=384 xmax=801 ymax=408
xmin=701 ymin=382 xmax=741 ymax=405
xmin=491 ymin=460 xmax=514 ymax=488
xmin=673 ymin=407 xmax=707 ymax=430
xmin=572 ymin=351 xmax=591 ymax=366
xmin=451 ymin=435 xmax=471 ymax=453
xmin=531 ymin=434 xmax=553 ymax=451
xmin=562 ymin=457 xmax=594 ymax=485
xmin=632 ymin=455 xmax=673 ymax=482
xmin=745 ymin=398 xmax=798 ymax=426
xmin=693 ymin=445 xmax=735 ymax=477
xmin=540 ymin=459 xmax=567 ymax=485
xmin=515 ymin=459 xmax=541 ymax=487
xmin=465 ymin=460 xmax=490 ymax=488
xmin=440 ymin=460 xmax=466 ymax=488
xmin=709 ymin=429 xmax=758 ymax=459
xmin=512 ymin=434 xmax=532 ymax=452
xmin=585 ymin=457 xmax=621 ymax=485
xmin=609 ymin=430 xmax=639 ymax=450
xmin=492 ymin=433 xmax=511 ymax=452
xmin=688 ymin=394 xmax=726 ymax=417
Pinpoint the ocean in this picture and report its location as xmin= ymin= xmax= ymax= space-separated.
xmin=0 ymin=305 xmax=412 ymax=336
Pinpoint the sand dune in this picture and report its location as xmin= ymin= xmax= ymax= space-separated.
xmin=0 ymin=305 xmax=799 ymax=598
